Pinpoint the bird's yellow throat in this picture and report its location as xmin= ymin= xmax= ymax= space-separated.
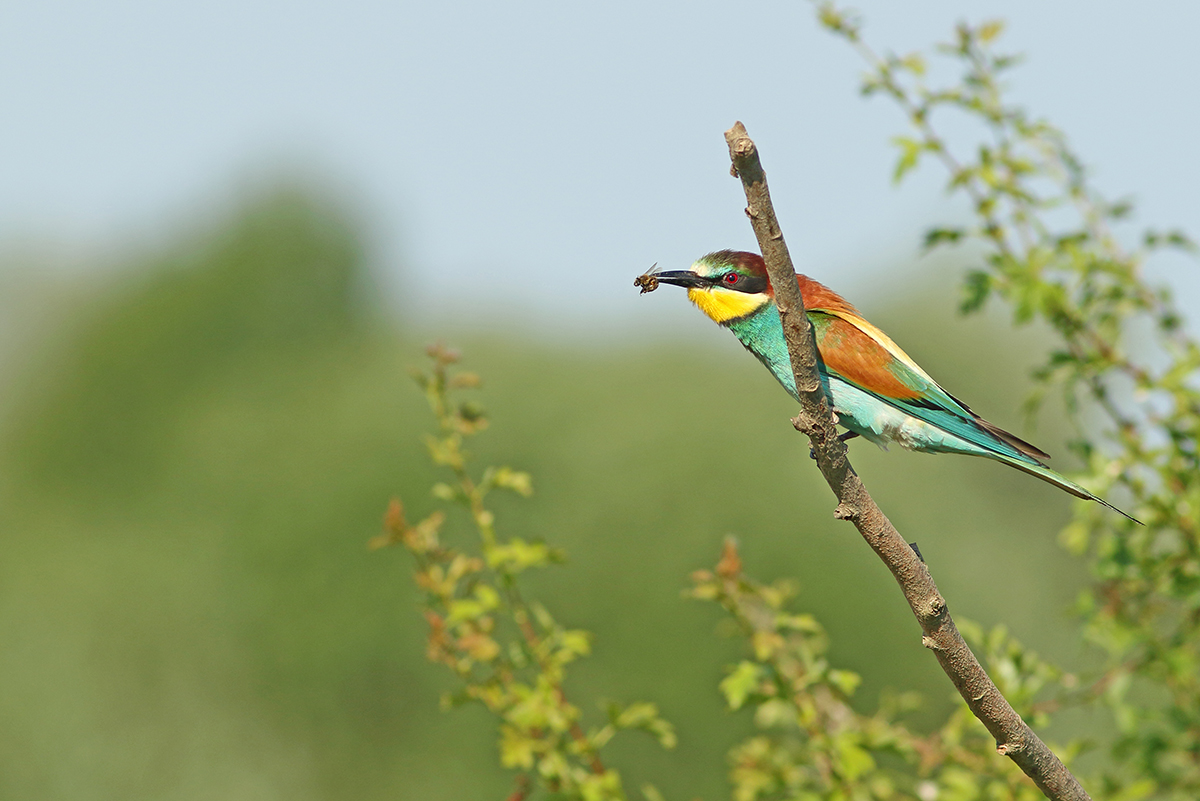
xmin=686 ymin=286 xmax=768 ymax=324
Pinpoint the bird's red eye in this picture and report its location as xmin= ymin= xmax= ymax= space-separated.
xmin=723 ymin=272 xmax=740 ymax=285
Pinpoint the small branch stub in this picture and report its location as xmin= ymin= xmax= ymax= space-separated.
xmin=722 ymin=121 xmax=1091 ymax=801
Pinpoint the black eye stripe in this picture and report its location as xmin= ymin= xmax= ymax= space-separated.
xmin=714 ymin=273 xmax=768 ymax=295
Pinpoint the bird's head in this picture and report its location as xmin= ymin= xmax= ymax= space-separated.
xmin=653 ymin=250 xmax=773 ymax=325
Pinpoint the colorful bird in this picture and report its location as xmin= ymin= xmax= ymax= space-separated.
xmin=647 ymin=250 xmax=1138 ymax=522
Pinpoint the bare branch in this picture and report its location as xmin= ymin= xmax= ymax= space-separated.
xmin=724 ymin=120 xmax=1090 ymax=801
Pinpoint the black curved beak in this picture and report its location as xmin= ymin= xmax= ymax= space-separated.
xmin=651 ymin=270 xmax=712 ymax=289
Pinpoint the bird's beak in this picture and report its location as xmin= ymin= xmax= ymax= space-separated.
xmin=651 ymin=270 xmax=712 ymax=289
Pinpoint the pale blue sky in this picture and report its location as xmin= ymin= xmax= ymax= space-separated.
xmin=3 ymin=1 xmax=1198 ymax=332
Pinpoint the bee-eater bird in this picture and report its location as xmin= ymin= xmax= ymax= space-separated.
xmin=647 ymin=250 xmax=1138 ymax=522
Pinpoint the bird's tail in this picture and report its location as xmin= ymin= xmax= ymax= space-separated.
xmin=988 ymin=451 xmax=1142 ymax=525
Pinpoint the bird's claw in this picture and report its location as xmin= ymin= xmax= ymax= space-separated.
xmin=808 ymin=430 xmax=860 ymax=459
xmin=909 ymin=542 xmax=925 ymax=563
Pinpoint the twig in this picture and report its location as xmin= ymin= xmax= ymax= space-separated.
xmin=724 ymin=121 xmax=1090 ymax=801
xmin=504 ymin=774 xmax=531 ymax=801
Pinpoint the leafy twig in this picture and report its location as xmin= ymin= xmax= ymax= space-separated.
xmin=383 ymin=345 xmax=675 ymax=801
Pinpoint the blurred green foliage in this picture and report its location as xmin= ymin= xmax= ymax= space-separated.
xmin=0 ymin=180 xmax=1085 ymax=800
xmin=7 ymin=191 xmax=363 ymax=499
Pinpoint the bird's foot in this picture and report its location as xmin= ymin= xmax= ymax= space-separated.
xmin=808 ymin=430 xmax=860 ymax=460
xmin=909 ymin=542 xmax=925 ymax=563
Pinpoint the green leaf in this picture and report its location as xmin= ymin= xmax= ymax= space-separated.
xmin=536 ymin=750 xmax=571 ymax=783
xmin=960 ymin=270 xmax=993 ymax=313
xmin=828 ymin=669 xmax=862 ymax=696
xmin=641 ymin=785 xmax=667 ymax=801
xmin=993 ymin=54 xmax=1024 ymax=72
xmin=833 ymin=732 xmax=875 ymax=780
xmin=487 ymin=538 xmax=555 ymax=572
xmin=720 ymin=661 xmax=763 ymax=710
xmin=1108 ymin=198 xmax=1134 ymax=219
xmin=558 ymin=629 xmax=592 ymax=660
xmin=579 ymin=770 xmax=624 ymax=801
xmin=474 ymin=583 xmax=501 ymax=610
xmin=499 ymin=724 xmax=536 ymax=769
xmin=612 ymin=702 xmax=678 ymax=750
xmin=446 ymin=598 xmax=486 ymax=623
xmin=752 ymin=698 xmax=796 ymax=729
xmin=977 ymin=19 xmax=1005 ymax=43
xmin=492 ymin=466 xmax=534 ymax=496
xmin=900 ymin=52 xmax=926 ymax=76
xmin=614 ymin=701 xmax=656 ymax=727
xmin=891 ymin=136 xmax=923 ymax=183
xmin=775 ymin=612 xmax=821 ymax=632
xmin=923 ymin=227 xmax=965 ymax=251
xmin=1166 ymin=230 xmax=1198 ymax=250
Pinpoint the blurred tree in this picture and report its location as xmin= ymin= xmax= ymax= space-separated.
xmin=6 ymin=189 xmax=365 ymax=500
